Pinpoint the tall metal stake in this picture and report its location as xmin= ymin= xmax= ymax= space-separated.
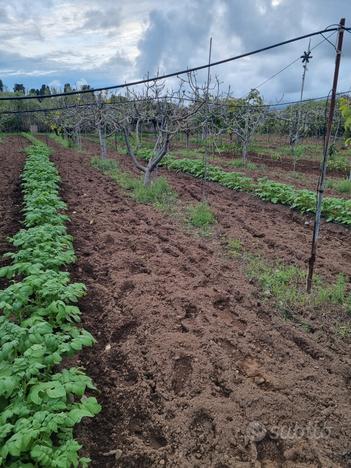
xmin=306 ymin=18 xmax=345 ymax=292
xmin=202 ymin=37 xmax=213 ymax=201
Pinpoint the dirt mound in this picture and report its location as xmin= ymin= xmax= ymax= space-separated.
xmin=0 ymin=136 xmax=25 ymax=284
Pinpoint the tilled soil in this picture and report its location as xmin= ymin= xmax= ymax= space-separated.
xmin=220 ymin=151 xmax=348 ymax=176
xmin=44 ymin=139 xmax=351 ymax=467
xmin=0 ymin=136 xmax=25 ymax=284
xmin=83 ymin=140 xmax=351 ymax=282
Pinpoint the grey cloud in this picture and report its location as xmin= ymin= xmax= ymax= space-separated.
xmin=82 ymin=8 xmax=122 ymax=30
xmin=0 ymin=7 xmax=9 ymax=23
xmin=136 ymin=0 xmax=214 ymax=76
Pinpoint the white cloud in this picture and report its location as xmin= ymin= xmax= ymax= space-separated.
xmin=0 ymin=0 xmax=349 ymax=101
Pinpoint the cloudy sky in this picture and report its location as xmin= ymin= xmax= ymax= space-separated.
xmin=0 ymin=0 xmax=350 ymax=102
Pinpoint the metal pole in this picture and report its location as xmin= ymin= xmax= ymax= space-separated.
xmin=306 ymin=18 xmax=345 ymax=292
xmin=202 ymin=37 xmax=213 ymax=201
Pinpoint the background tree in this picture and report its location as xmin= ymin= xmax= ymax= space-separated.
xmin=13 ymin=83 xmax=25 ymax=94
xmin=339 ymin=97 xmax=351 ymax=179
xmin=39 ymin=84 xmax=51 ymax=96
xmin=64 ymin=83 xmax=73 ymax=93
xmin=120 ymin=77 xmax=204 ymax=185
xmin=225 ymin=89 xmax=267 ymax=161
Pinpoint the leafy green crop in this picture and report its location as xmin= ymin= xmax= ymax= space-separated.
xmin=137 ymin=151 xmax=351 ymax=225
xmin=0 ymin=139 xmax=100 ymax=466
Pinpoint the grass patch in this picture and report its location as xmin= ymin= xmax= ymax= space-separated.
xmin=228 ymin=159 xmax=258 ymax=170
xmin=226 ymin=238 xmax=242 ymax=257
xmin=133 ymin=177 xmax=176 ymax=209
xmin=223 ymin=238 xmax=351 ymax=334
xmin=246 ymin=255 xmax=351 ymax=319
xmin=91 ymin=157 xmax=176 ymax=211
xmin=327 ymin=156 xmax=350 ymax=172
xmin=327 ymin=178 xmax=351 ymax=194
xmin=171 ymin=148 xmax=203 ymax=160
xmin=186 ymin=202 xmax=216 ymax=234
xmin=49 ymin=133 xmax=73 ymax=148
xmin=288 ymin=171 xmax=305 ymax=181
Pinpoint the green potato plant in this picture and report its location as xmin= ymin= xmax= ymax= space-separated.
xmin=0 ymin=139 xmax=100 ymax=467
xmin=137 ymin=151 xmax=351 ymax=225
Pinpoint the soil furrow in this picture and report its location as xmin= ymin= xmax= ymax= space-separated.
xmin=0 ymin=136 xmax=26 ymax=284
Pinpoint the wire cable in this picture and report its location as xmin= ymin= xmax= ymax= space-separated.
xmin=0 ymin=90 xmax=350 ymax=116
xmin=253 ymin=31 xmax=337 ymax=91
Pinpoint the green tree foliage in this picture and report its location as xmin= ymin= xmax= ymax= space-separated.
xmin=64 ymin=83 xmax=72 ymax=93
xmin=13 ymin=83 xmax=25 ymax=94
xmin=340 ymin=98 xmax=351 ymax=144
xmin=225 ymin=89 xmax=267 ymax=160
xmin=39 ymin=84 xmax=51 ymax=96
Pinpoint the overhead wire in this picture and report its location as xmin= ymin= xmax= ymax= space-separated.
xmin=1 ymin=90 xmax=350 ymax=116
xmin=253 ymin=30 xmax=337 ymax=91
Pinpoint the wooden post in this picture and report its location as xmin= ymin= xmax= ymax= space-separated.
xmin=306 ymin=18 xmax=345 ymax=292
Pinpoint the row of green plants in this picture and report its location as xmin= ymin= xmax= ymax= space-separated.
xmin=0 ymin=138 xmax=100 ymax=466
xmin=138 ymin=151 xmax=351 ymax=225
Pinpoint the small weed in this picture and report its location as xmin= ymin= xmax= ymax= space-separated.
xmin=271 ymin=152 xmax=283 ymax=161
xmin=187 ymin=202 xmax=216 ymax=229
xmin=246 ymin=257 xmax=304 ymax=309
xmin=289 ymin=171 xmax=305 ymax=181
xmin=299 ymin=321 xmax=314 ymax=333
xmin=92 ymin=158 xmax=117 ymax=172
xmin=227 ymin=238 xmax=242 ymax=256
xmin=336 ymin=324 xmax=351 ymax=338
